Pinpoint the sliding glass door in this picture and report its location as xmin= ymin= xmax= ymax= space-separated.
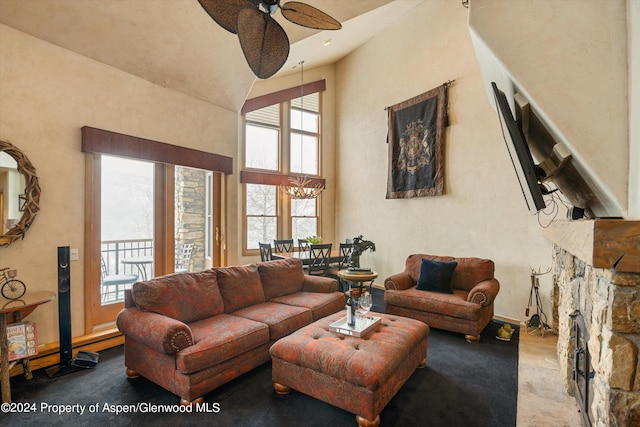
xmin=86 ymin=156 xmax=223 ymax=331
xmin=100 ymin=155 xmax=154 ymax=305
xmin=83 ymin=127 xmax=230 ymax=333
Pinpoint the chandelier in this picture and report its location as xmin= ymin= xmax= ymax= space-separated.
xmin=282 ymin=60 xmax=324 ymax=199
xmin=283 ymin=175 xmax=324 ymax=199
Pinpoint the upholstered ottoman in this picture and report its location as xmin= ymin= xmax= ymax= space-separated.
xmin=269 ymin=311 xmax=429 ymax=427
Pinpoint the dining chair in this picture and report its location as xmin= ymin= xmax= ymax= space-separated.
xmin=175 ymin=242 xmax=194 ymax=273
xmin=329 ymin=243 xmax=353 ymax=291
xmin=297 ymin=239 xmax=310 ymax=254
xmin=259 ymin=242 xmax=273 ymax=262
xmin=100 ymin=255 xmax=138 ymax=303
xmin=295 ymin=239 xmax=311 ymax=272
xmin=274 ymin=239 xmax=294 ymax=254
xmin=307 ymin=243 xmax=333 ymax=277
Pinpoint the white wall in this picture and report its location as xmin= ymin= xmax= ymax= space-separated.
xmin=0 ymin=24 xmax=239 ymax=344
xmin=334 ymin=0 xmax=555 ymax=321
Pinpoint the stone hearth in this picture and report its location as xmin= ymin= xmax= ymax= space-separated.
xmin=544 ymin=220 xmax=640 ymax=427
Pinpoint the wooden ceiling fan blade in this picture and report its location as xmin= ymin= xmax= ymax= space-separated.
xmin=237 ymin=8 xmax=290 ymax=79
xmin=280 ymin=1 xmax=342 ymax=30
xmin=197 ymin=0 xmax=259 ymax=34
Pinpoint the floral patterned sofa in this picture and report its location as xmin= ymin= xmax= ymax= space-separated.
xmin=384 ymin=254 xmax=500 ymax=342
xmin=116 ymin=257 xmax=344 ymax=404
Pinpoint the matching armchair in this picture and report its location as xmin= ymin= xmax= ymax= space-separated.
xmin=384 ymin=254 xmax=500 ymax=342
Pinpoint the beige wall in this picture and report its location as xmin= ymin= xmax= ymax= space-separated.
xmin=334 ymin=0 xmax=555 ymax=321
xmin=0 ymin=25 xmax=239 ymax=344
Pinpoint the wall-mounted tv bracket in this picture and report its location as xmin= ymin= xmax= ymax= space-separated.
xmin=514 ymin=93 xmax=572 ymax=183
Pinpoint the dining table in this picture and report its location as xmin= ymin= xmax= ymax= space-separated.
xmin=271 ymin=249 xmax=343 ymax=265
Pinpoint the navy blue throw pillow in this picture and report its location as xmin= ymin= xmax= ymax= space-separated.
xmin=416 ymin=259 xmax=457 ymax=294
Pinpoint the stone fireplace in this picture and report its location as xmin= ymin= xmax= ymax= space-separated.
xmin=544 ymin=219 xmax=640 ymax=427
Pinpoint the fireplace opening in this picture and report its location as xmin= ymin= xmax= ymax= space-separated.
xmin=571 ymin=311 xmax=594 ymax=427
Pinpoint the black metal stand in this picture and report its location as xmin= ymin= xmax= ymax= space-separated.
xmin=46 ymin=247 xmax=99 ymax=378
xmin=525 ymin=271 xmax=554 ymax=336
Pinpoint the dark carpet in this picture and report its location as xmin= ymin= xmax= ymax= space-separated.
xmin=6 ymin=289 xmax=519 ymax=426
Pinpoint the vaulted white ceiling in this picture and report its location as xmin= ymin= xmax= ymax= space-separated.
xmin=0 ymin=0 xmax=423 ymax=112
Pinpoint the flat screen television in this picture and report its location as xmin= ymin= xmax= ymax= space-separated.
xmin=491 ymin=82 xmax=547 ymax=214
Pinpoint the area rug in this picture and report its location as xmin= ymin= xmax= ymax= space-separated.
xmin=7 ymin=288 xmax=518 ymax=426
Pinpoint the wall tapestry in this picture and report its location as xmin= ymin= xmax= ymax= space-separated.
xmin=386 ymin=82 xmax=451 ymax=199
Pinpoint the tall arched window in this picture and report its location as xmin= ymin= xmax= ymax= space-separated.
xmin=241 ymin=81 xmax=325 ymax=254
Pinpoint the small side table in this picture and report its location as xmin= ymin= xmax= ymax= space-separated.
xmin=0 ymin=291 xmax=55 ymax=403
xmin=337 ymin=269 xmax=378 ymax=297
xmin=122 ymin=256 xmax=153 ymax=281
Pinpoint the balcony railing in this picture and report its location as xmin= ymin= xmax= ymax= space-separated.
xmin=101 ymin=238 xmax=153 ymax=304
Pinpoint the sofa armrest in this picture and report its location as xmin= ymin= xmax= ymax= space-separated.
xmin=467 ymin=278 xmax=500 ymax=307
xmin=117 ymin=308 xmax=194 ymax=354
xmin=384 ymin=272 xmax=414 ymax=290
xmin=301 ymin=274 xmax=338 ymax=293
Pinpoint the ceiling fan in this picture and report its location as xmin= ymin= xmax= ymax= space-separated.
xmin=198 ymin=0 xmax=342 ymax=79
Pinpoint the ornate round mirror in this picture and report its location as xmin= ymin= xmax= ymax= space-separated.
xmin=0 ymin=141 xmax=41 ymax=247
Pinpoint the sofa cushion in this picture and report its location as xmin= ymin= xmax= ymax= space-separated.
xmin=405 ymin=254 xmax=453 ymax=283
xmin=257 ymin=258 xmax=305 ymax=300
xmin=131 ymin=270 xmax=223 ymax=324
xmin=416 ymin=258 xmax=457 ymax=294
xmin=232 ymin=302 xmax=312 ymax=340
xmin=216 ymin=264 xmax=265 ymax=313
xmin=450 ymin=258 xmax=495 ymax=292
xmin=270 ymin=291 xmax=346 ymax=321
xmin=385 ymin=287 xmax=481 ymax=321
xmin=177 ymin=314 xmax=270 ymax=374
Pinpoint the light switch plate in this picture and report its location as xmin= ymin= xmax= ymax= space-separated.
xmin=70 ymin=248 xmax=79 ymax=261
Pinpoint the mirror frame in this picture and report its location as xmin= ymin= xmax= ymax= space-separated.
xmin=0 ymin=140 xmax=41 ymax=247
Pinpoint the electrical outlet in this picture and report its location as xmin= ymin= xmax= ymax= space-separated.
xmin=70 ymin=248 xmax=79 ymax=261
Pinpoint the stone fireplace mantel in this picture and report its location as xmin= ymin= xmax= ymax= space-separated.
xmin=542 ymin=219 xmax=640 ymax=274
xmin=542 ymin=219 xmax=640 ymax=426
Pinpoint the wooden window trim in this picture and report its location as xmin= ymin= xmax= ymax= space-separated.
xmin=241 ymin=80 xmax=325 ymax=115
xmin=81 ymin=126 xmax=233 ymax=175
xmin=240 ymin=170 xmax=325 ymax=189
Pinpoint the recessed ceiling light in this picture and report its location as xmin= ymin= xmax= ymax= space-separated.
xmin=323 ymin=39 xmax=332 ymax=46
